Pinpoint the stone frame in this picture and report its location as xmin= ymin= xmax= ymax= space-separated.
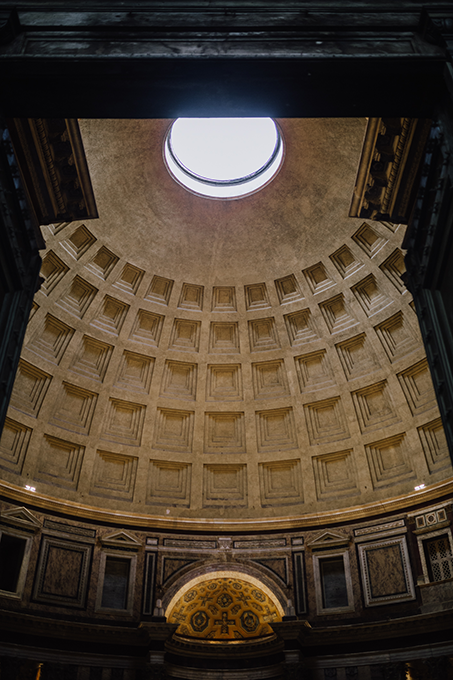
xmin=292 ymin=550 xmax=307 ymax=615
xmin=416 ymin=526 xmax=453 ymax=585
xmin=142 ymin=551 xmax=158 ymax=616
xmin=95 ymin=549 xmax=137 ymax=616
xmin=312 ymin=549 xmax=354 ymax=615
xmin=32 ymin=535 xmax=93 ymax=608
xmin=357 ymin=535 xmax=415 ymax=607
xmin=0 ymin=526 xmax=33 ymax=599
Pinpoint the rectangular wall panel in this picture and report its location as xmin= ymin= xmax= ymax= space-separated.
xmin=292 ymin=551 xmax=307 ymax=615
xmin=142 ymin=552 xmax=157 ymax=615
xmin=358 ymin=535 xmax=415 ymax=607
xmin=32 ymin=535 xmax=93 ymax=608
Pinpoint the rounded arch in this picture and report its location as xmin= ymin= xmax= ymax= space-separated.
xmin=163 ymin=564 xmax=286 ymax=613
xmin=165 ymin=568 xmax=286 ymax=617
xmin=165 ymin=570 xmax=285 ymax=640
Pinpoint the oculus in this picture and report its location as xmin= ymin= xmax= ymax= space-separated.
xmin=164 ymin=118 xmax=283 ymax=198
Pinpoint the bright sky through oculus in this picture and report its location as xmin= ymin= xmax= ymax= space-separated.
xmin=164 ymin=118 xmax=283 ymax=198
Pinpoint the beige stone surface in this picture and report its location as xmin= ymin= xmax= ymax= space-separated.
xmin=2 ymin=118 xmax=452 ymax=525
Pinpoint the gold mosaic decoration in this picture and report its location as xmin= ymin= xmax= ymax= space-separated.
xmin=167 ymin=576 xmax=282 ymax=640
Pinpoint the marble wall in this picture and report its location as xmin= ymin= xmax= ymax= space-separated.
xmin=0 ymin=498 xmax=451 ymax=628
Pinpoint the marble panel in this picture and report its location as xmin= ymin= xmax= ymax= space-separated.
xmin=33 ymin=535 xmax=92 ymax=608
xmin=357 ymin=536 xmax=415 ymax=606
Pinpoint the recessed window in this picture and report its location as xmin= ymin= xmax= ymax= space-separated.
xmin=320 ymin=556 xmax=349 ymax=609
xmin=164 ymin=118 xmax=283 ymax=198
xmin=0 ymin=531 xmax=30 ymax=597
xmin=313 ymin=550 xmax=354 ymax=614
xmin=101 ymin=556 xmax=130 ymax=609
xmin=0 ymin=534 xmax=26 ymax=592
xmin=96 ymin=552 xmax=137 ymax=614
xmin=424 ymin=534 xmax=453 ymax=582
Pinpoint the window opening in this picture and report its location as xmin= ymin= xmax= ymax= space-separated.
xmin=0 ymin=534 xmax=26 ymax=593
xmin=101 ymin=556 xmax=131 ymax=610
xmin=424 ymin=535 xmax=453 ymax=582
xmin=164 ymin=118 xmax=283 ymax=199
xmin=320 ymin=556 xmax=349 ymax=609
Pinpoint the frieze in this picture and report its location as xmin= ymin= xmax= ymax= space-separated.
xmin=163 ymin=538 xmax=217 ymax=550
xmin=354 ymin=519 xmax=405 ymax=537
xmin=233 ymin=538 xmax=286 ymax=549
xmin=43 ymin=519 xmax=96 ymax=538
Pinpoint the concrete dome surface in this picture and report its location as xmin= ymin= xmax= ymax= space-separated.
xmin=2 ymin=118 xmax=451 ymax=530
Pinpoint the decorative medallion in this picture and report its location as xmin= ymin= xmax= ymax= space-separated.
xmin=167 ymin=576 xmax=282 ymax=640
xmin=191 ymin=610 xmax=209 ymax=632
xmin=217 ymin=592 xmax=233 ymax=607
xmin=240 ymin=610 xmax=259 ymax=633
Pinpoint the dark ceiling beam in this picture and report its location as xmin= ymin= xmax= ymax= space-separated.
xmin=0 ymin=5 xmax=449 ymax=119
xmin=0 ymin=58 xmax=447 ymax=119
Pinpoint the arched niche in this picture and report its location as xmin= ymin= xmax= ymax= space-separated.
xmin=165 ymin=569 xmax=285 ymax=641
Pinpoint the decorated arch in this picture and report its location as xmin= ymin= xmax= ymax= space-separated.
xmin=165 ymin=571 xmax=284 ymax=640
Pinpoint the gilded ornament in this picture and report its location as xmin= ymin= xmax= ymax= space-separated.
xmin=191 ymin=610 xmax=209 ymax=632
xmin=240 ymin=610 xmax=259 ymax=633
xmin=167 ymin=576 xmax=281 ymax=640
xmin=252 ymin=589 xmax=265 ymax=602
xmin=217 ymin=592 xmax=233 ymax=608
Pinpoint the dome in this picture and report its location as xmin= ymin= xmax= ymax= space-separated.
xmin=1 ymin=5 xmax=453 ymax=677
xmin=3 ymin=118 xmax=450 ymax=531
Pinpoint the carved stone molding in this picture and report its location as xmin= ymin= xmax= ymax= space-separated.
xmin=7 ymin=118 xmax=98 ymax=225
xmin=350 ymin=117 xmax=431 ymax=224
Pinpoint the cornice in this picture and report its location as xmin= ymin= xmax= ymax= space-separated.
xmin=165 ymin=632 xmax=283 ymax=660
xmin=306 ymin=608 xmax=453 ymax=646
xmin=0 ymin=609 xmax=155 ymax=646
xmin=6 ymin=118 xmax=98 ymax=226
xmin=272 ymin=609 xmax=453 ymax=649
xmin=349 ymin=117 xmax=431 ymax=224
xmin=1 ymin=477 xmax=452 ymax=533
xmin=1 ymin=606 xmax=451 ymax=651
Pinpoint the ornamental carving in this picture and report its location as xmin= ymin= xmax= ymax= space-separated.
xmin=6 ymin=118 xmax=98 ymax=226
xmin=167 ymin=576 xmax=281 ymax=640
xmin=349 ymin=117 xmax=431 ymax=224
